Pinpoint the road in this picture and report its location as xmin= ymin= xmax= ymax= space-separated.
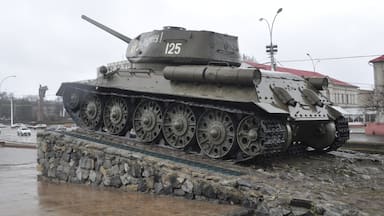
xmin=0 ymin=127 xmax=38 ymax=144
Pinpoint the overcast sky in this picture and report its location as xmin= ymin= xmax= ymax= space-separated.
xmin=0 ymin=0 xmax=383 ymax=99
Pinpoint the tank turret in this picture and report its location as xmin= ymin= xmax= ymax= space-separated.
xmin=82 ymin=15 xmax=240 ymax=66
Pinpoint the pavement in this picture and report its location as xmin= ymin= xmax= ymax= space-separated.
xmin=343 ymin=127 xmax=384 ymax=154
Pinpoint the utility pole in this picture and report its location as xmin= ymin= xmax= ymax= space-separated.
xmin=11 ymin=96 xmax=13 ymax=126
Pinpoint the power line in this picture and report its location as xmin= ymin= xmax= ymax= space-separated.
xmin=278 ymin=54 xmax=382 ymax=63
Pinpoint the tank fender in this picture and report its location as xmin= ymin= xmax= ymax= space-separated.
xmin=327 ymin=105 xmax=349 ymax=119
xmin=253 ymin=102 xmax=289 ymax=114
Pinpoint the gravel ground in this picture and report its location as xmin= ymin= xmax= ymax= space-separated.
xmin=239 ymin=150 xmax=384 ymax=215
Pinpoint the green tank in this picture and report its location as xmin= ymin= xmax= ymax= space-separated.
xmin=57 ymin=15 xmax=349 ymax=159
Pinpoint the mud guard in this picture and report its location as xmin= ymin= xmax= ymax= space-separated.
xmin=327 ymin=105 xmax=349 ymax=120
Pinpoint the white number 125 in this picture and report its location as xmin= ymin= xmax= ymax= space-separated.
xmin=165 ymin=42 xmax=182 ymax=55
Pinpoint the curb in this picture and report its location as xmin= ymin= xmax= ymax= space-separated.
xmin=0 ymin=141 xmax=36 ymax=149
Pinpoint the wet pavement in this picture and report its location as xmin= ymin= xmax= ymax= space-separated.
xmin=349 ymin=133 xmax=384 ymax=144
xmin=0 ymin=147 xmax=240 ymax=216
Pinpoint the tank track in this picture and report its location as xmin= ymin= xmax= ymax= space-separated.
xmin=260 ymin=119 xmax=288 ymax=154
xmin=328 ymin=117 xmax=350 ymax=151
xmin=61 ymin=84 xmax=345 ymax=160
xmin=235 ymin=117 xmax=352 ymax=161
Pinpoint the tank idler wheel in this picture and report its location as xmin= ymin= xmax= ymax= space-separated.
xmin=196 ymin=109 xmax=236 ymax=159
xmin=79 ymin=94 xmax=103 ymax=130
xmin=163 ymin=104 xmax=196 ymax=149
xmin=133 ymin=100 xmax=163 ymax=142
xmin=103 ymin=97 xmax=131 ymax=135
xmin=63 ymin=89 xmax=82 ymax=111
xmin=237 ymin=116 xmax=264 ymax=156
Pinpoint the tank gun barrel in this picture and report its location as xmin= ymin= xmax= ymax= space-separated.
xmin=81 ymin=15 xmax=131 ymax=43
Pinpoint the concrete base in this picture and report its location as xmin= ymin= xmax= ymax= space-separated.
xmin=365 ymin=122 xmax=384 ymax=136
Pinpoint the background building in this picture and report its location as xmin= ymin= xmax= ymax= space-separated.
xmin=369 ymin=55 xmax=384 ymax=122
xmin=370 ymin=55 xmax=384 ymax=90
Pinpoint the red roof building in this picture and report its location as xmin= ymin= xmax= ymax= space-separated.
xmin=369 ymin=55 xmax=384 ymax=90
xmin=369 ymin=55 xmax=384 ymax=63
xmin=243 ymin=61 xmax=357 ymax=88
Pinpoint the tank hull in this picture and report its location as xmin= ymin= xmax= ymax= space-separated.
xmin=57 ymin=65 xmax=349 ymax=158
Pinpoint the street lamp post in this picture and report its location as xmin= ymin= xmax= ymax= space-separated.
xmin=0 ymin=75 xmax=16 ymax=92
xmin=0 ymin=75 xmax=16 ymax=126
xmin=259 ymin=8 xmax=283 ymax=71
xmin=306 ymin=53 xmax=319 ymax=72
xmin=11 ymin=96 xmax=14 ymax=126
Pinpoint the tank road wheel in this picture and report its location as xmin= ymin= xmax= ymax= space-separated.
xmin=103 ymin=97 xmax=131 ymax=135
xmin=163 ymin=104 xmax=196 ymax=149
xmin=196 ymin=109 xmax=236 ymax=159
xmin=63 ymin=89 xmax=82 ymax=112
xmin=237 ymin=116 xmax=264 ymax=156
xmin=79 ymin=94 xmax=103 ymax=130
xmin=133 ymin=100 xmax=163 ymax=142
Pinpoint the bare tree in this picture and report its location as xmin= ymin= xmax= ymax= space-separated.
xmin=241 ymin=54 xmax=257 ymax=62
xmin=365 ymin=88 xmax=384 ymax=122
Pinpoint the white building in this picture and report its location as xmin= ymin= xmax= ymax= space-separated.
xmin=369 ymin=55 xmax=384 ymax=122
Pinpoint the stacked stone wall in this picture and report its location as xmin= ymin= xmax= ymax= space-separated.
xmin=37 ymin=132 xmax=265 ymax=209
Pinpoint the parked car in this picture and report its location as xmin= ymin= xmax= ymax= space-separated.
xmin=0 ymin=123 xmax=7 ymax=128
xmin=11 ymin=123 xmax=24 ymax=128
xmin=17 ymin=127 xmax=31 ymax=136
xmin=56 ymin=126 xmax=67 ymax=132
xmin=34 ymin=124 xmax=47 ymax=129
